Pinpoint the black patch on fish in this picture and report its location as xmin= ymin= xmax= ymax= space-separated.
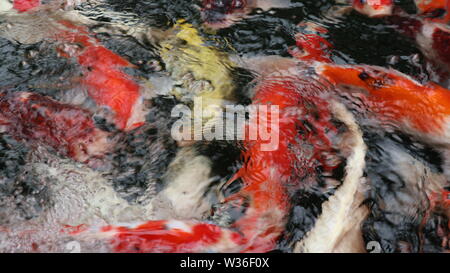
xmin=78 ymin=0 xmax=203 ymax=28
xmin=361 ymin=130 xmax=447 ymax=253
xmin=0 ymin=135 xmax=51 ymax=223
xmin=386 ymin=132 xmax=443 ymax=173
xmin=109 ymin=96 xmax=179 ymax=203
xmin=92 ymin=30 xmax=162 ymax=75
xmin=221 ymin=178 xmax=244 ymax=198
xmin=0 ymin=38 xmax=81 ymax=98
xmin=230 ymin=66 xmax=255 ymax=105
xmin=327 ymin=11 xmax=431 ymax=83
xmin=195 ymin=140 xmax=244 ymax=189
xmin=277 ymin=189 xmax=331 ymax=252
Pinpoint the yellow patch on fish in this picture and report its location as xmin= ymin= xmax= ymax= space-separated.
xmin=159 ymin=20 xmax=237 ymax=126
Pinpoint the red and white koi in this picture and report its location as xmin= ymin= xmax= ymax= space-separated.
xmin=0 ymin=92 xmax=111 ymax=164
xmin=13 ymin=0 xmax=40 ymax=13
xmin=351 ymin=0 xmax=394 ymax=18
xmin=54 ymin=20 xmax=146 ymax=131
xmin=9 ymin=0 xmax=146 ymax=131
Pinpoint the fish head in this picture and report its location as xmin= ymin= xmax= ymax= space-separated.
xmin=415 ymin=0 xmax=447 ymax=15
xmin=352 ymin=0 xmax=394 ymax=18
xmin=201 ymin=0 xmax=251 ymax=29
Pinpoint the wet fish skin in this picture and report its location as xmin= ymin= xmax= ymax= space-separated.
xmin=201 ymin=0 xmax=291 ymax=29
xmin=6 ymin=2 xmax=147 ymax=131
xmin=0 ymin=92 xmax=112 ymax=164
xmin=351 ymin=0 xmax=394 ymax=18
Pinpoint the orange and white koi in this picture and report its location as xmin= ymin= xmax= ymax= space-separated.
xmin=317 ymin=63 xmax=450 ymax=141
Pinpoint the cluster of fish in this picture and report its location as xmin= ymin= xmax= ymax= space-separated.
xmin=0 ymin=0 xmax=449 ymax=252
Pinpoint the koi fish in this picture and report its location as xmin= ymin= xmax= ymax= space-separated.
xmin=291 ymin=19 xmax=450 ymax=252
xmin=55 ymin=20 xmax=145 ymax=131
xmin=71 ymin=62 xmax=341 ymax=253
xmin=414 ymin=0 xmax=450 ymax=23
xmin=201 ymin=0 xmax=291 ymax=29
xmin=158 ymin=21 xmax=239 ymax=141
xmin=406 ymin=19 xmax=450 ymax=80
xmin=351 ymin=0 xmax=394 ymax=18
xmin=316 ymin=63 xmax=450 ymax=137
xmin=302 ymin=33 xmax=450 ymax=178
xmin=0 ymin=92 xmax=111 ymax=164
xmin=8 ymin=1 xmax=146 ymax=131
xmin=291 ymin=21 xmax=450 ymax=144
xmin=295 ymin=101 xmax=368 ymax=253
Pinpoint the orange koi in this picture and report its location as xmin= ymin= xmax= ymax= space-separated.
xmin=315 ymin=63 xmax=450 ymax=142
xmin=292 ymin=20 xmax=450 ymax=141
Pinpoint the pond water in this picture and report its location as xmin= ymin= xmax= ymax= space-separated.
xmin=0 ymin=0 xmax=449 ymax=253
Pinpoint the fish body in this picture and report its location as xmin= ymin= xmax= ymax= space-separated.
xmin=8 ymin=2 xmax=145 ymax=131
xmin=0 ymin=92 xmax=111 ymax=163
xmin=291 ymin=21 xmax=450 ymax=142
xmin=56 ymin=20 xmax=145 ymax=131
xmin=76 ymin=63 xmax=339 ymax=253
xmin=159 ymin=21 xmax=238 ymax=134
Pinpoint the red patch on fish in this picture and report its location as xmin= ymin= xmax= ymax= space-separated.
xmin=352 ymin=0 xmax=394 ymax=17
xmin=106 ymin=221 xmax=225 ymax=253
xmin=318 ymin=64 xmax=450 ymax=135
xmin=0 ymin=92 xmax=111 ymax=163
xmin=432 ymin=27 xmax=450 ymax=68
xmin=13 ymin=0 xmax=41 ymax=12
xmin=55 ymin=20 xmax=143 ymax=131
